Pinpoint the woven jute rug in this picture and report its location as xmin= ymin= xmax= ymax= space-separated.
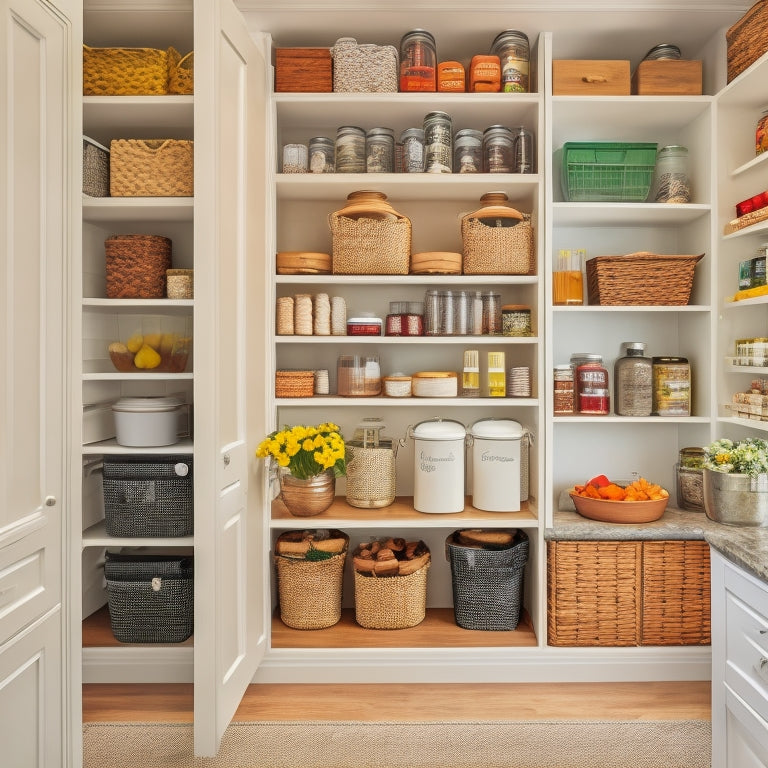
xmin=83 ymin=719 xmax=711 ymax=767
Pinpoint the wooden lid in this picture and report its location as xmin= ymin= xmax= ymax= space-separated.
xmin=276 ymin=251 xmax=331 ymax=274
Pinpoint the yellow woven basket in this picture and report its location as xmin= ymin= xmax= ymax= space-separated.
xmin=109 ymin=139 xmax=194 ymax=197
xmin=168 ymin=48 xmax=194 ymax=94
xmin=83 ymin=44 xmax=169 ymax=95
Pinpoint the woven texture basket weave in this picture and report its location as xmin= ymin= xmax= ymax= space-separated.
xmin=274 ymin=531 xmax=349 ymax=630
xmin=105 ymin=234 xmax=172 ymax=299
xmin=104 ymin=553 xmax=193 ymax=643
xmin=102 ymin=455 xmax=193 ymax=538
xmin=82 ymin=137 xmax=110 ymax=197
xmin=726 ymin=0 xmax=768 ymax=83
xmin=110 ymin=139 xmax=194 ymax=197
xmin=586 ymin=252 xmax=703 ymax=306
xmin=446 ymin=529 xmax=528 ymax=631
xmin=354 ymin=563 xmax=430 ymax=629
xmin=83 ymin=44 xmax=169 ymax=95
xmin=275 ymin=369 xmax=315 ymax=397
xmin=168 ymin=48 xmax=194 ymax=94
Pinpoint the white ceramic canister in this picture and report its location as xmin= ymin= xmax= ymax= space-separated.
xmin=112 ymin=396 xmax=184 ymax=447
xmin=409 ymin=418 xmax=466 ymax=513
xmin=469 ymin=418 xmax=523 ymax=511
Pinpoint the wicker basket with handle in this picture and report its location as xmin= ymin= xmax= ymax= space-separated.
xmin=726 ymin=0 xmax=768 ymax=83
xmin=168 ymin=48 xmax=194 ymax=94
xmin=83 ymin=44 xmax=169 ymax=95
xmin=105 ymin=234 xmax=172 ymax=299
xmin=110 ymin=139 xmax=194 ymax=197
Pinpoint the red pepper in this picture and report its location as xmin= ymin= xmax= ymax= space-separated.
xmin=588 ymin=474 xmax=611 ymax=488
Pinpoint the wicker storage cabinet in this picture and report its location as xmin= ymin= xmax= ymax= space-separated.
xmin=102 ymin=455 xmax=193 ymax=538
xmin=547 ymin=539 xmax=711 ymax=647
xmin=104 ymin=553 xmax=194 ymax=643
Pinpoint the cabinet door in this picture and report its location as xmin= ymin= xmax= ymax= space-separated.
xmin=193 ymin=0 xmax=268 ymax=756
xmin=0 ymin=0 xmax=73 ymax=764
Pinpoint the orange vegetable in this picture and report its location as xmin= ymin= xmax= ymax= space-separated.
xmin=572 ymin=476 xmax=669 ymax=502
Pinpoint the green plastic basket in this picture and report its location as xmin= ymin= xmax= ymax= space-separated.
xmin=561 ymin=142 xmax=658 ymax=202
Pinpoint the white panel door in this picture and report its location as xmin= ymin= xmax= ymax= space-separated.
xmin=0 ymin=0 xmax=73 ymax=765
xmin=193 ymin=0 xmax=268 ymax=757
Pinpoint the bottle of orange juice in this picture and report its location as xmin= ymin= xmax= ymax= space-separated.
xmin=553 ymin=248 xmax=585 ymax=305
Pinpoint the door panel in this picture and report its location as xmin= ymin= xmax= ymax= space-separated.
xmin=193 ymin=0 xmax=267 ymax=756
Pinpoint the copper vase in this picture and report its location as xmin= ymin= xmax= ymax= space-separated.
xmin=279 ymin=469 xmax=336 ymax=517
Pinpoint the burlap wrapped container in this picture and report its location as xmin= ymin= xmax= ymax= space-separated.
xmin=110 ymin=139 xmax=193 ymax=197
xmin=330 ymin=191 xmax=411 ymax=275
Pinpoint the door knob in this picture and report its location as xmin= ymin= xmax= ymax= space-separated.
xmin=44 ymin=496 xmax=56 ymax=507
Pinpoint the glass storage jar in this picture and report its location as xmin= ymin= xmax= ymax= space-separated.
xmin=400 ymin=127 xmax=425 ymax=172
xmin=335 ymin=126 xmax=366 ymax=173
xmin=614 ymin=341 xmax=652 ymax=416
xmin=652 ymin=356 xmax=691 ymax=415
xmin=308 ymin=137 xmax=335 ymax=173
xmin=553 ymin=365 xmax=575 ymax=415
xmin=501 ymin=304 xmax=532 ymax=336
xmin=423 ymin=110 xmax=453 ymax=173
xmin=573 ymin=353 xmax=610 ymax=415
xmin=399 ymin=29 xmax=437 ymax=92
xmin=453 ymin=129 xmax=483 ymax=174
xmin=653 ymin=145 xmax=691 ymax=203
xmin=482 ymin=125 xmax=514 ymax=173
xmin=366 ymin=127 xmax=395 ymax=173
xmin=490 ymin=30 xmax=530 ymax=93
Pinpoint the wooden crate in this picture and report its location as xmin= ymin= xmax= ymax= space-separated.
xmin=631 ymin=59 xmax=702 ymax=95
xmin=275 ymin=48 xmax=332 ymax=92
xmin=552 ymin=60 xmax=630 ymax=95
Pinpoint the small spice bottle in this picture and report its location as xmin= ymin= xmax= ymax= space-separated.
xmin=501 ymin=304 xmax=532 ymax=336
xmin=399 ymin=30 xmax=437 ymax=92
xmin=614 ymin=342 xmax=652 ymax=416
xmin=553 ymin=365 xmax=575 ymax=415
xmin=483 ymin=125 xmax=515 ymax=173
xmin=490 ymin=30 xmax=530 ymax=93
xmin=366 ymin=128 xmax=395 ymax=173
xmin=308 ymin=137 xmax=335 ymax=173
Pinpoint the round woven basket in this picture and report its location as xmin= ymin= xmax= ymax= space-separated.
xmin=353 ymin=562 xmax=430 ymax=629
xmin=105 ymin=234 xmax=172 ymax=298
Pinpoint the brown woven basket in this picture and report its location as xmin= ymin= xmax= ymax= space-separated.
xmin=547 ymin=541 xmax=642 ymax=647
xmin=726 ymin=0 xmax=768 ymax=83
xmin=83 ymin=44 xmax=169 ymax=95
xmin=330 ymin=191 xmax=411 ymax=275
xmin=105 ymin=235 xmax=172 ymax=299
xmin=168 ymin=48 xmax=194 ymax=94
xmin=461 ymin=193 xmax=535 ymax=275
xmin=354 ymin=562 xmax=430 ymax=629
xmin=110 ymin=139 xmax=194 ymax=197
xmin=275 ymin=370 xmax=315 ymax=398
xmin=585 ymin=252 xmax=703 ymax=306
xmin=274 ymin=531 xmax=349 ymax=630
xmin=641 ymin=540 xmax=711 ymax=646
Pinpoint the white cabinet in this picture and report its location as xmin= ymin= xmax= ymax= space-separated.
xmin=711 ymin=549 xmax=768 ymax=768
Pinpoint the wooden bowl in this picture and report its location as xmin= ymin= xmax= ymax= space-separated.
xmin=569 ymin=491 xmax=669 ymax=524
xmin=276 ymin=251 xmax=331 ymax=274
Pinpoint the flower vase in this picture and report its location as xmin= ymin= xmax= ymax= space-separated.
xmin=279 ymin=468 xmax=336 ymax=517
xmin=702 ymin=468 xmax=768 ymax=527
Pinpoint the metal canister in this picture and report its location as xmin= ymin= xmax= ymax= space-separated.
xmin=335 ymin=125 xmax=366 ymax=173
xmin=468 ymin=418 xmax=524 ymax=511
xmin=366 ymin=127 xmax=395 ymax=173
xmin=643 ymin=43 xmax=682 ymax=61
xmin=482 ymin=125 xmax=514 ymax=173
xmin=652 ymin=356 xmax=691 ymax=415
xmin=676 ymin=446 xmax=705 ymax=512
xmin=423 ymin=110 xmax=453 ymax=173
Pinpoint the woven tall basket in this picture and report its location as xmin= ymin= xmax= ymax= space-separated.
xmin=105 ymin=234 xmax=172 ymax=298
xmin=83 ymin=44 xmax=169 ymax=95
xmin=110 ymin=139 xmax=194 ymax=197
xmin=726 ymin=0 xmax=768 ymax=83
xmin=461 ymin=193 xmax=535 ymax=275
xmin=353 ymin=562 xmax=430 ymax=629
xmin=274 ymin=531 xmax=349 ymax=630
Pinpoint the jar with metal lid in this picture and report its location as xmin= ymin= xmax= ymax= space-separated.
xmin=423 ymin=111 xmax=453 ymax=173
xmin=614 ymin=342 xmax=653 ymax=416
xmin=282 ymin=143 xmax=308 ymax=173
xmin=346 ymin=418 xmax=397 ymax=509
xmin=652 ymin=356 xmax=691 ymax=415
xmin=483 ymin=125 xmax=514 ymax=173
xmin=553 ymin=365 xmax=575 ymax=415
xmin=513 ymin=127 xmax=535 ymax=173
xmin=308 ymin=137 xmax=335 ymax=173
xmin=501 ymin=304 xmax=531 ymax=336
xmin=400 ymin=127 xmax=425 ymax=172
xmin=399 ymin=29 xmax=437 ymax=92
xmin=642 ymin=43 xmax=682 ymax=61
xmin=573 ymin=354 xmax=610 ymax=415
xmin=366 ymin=127 xmax=395 ymax=173
xmin=334 ymin=126 xmax=366 ymax=173
xmin=454 ymin=129 xmax=483 ymax=174
xmin=757 ymin=107 xmax=768 ymax=155
xmin=653 ymin=145 xmax=691 ymax=203
xmin=490 ymin=30 xmax=530 ymax=93
xmin=676 ymin=446 xmax=705 ymax=512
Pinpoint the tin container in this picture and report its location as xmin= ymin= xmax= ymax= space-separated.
xmin=652 ymin=356 xmax=691 ymax=415
xmin=112 ymin=396 xmax=185 ymax=447
xmin=366 ymin=127 xmax=395 ymax=173
xmin=409 ymin=418 xmax=466 ymax=513
xmin=469 ymin=418 xmax=523 ymax=511
xmin=423 ymin=110 xmax=453 ymax=173
xmin=309 ymin=137 xmax=335 ymax=173
xmin=346 ymin=317 xmax=383 ymax=336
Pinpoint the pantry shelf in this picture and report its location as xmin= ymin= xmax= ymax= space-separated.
xmin=274 ymin=397 xmax=540 ymax=407
xmin=552 ymin=202 xmax=710 ymax=226
xmin=81 ymin=520 xmax=194 ymax=548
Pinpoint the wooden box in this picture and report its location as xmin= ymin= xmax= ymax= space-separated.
xmin=631 ymin=59 xmax=702 ymax=95
xmin=275 ymin=48 xmax=332 ymax=92
xmin=552 ymin=59 xmax=630 ymax=95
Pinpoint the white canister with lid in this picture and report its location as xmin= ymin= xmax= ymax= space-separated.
xmin=469 ymin=418 xmax=523 ymax=511
xmin=409 ymin=418 xmax=466 ymax=513
xmin=112 ymin=396 xmax=185 ymax=447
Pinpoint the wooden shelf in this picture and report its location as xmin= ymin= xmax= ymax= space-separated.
xmin=82 ymin=605 xmax=193 ymax=648
xmin=271 ymin=607 xmax=536 ymax=649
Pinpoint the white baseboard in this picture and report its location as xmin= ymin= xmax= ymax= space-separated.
xmin=82 ymin=646 xmax=194 ymax=683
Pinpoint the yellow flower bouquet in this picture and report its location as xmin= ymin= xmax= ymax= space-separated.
xmin=256 ymin=422 xmax=347 ymax=480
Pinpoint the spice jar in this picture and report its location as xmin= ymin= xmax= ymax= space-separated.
xmin=487 ymin=351 xmax=506 ymax=397
xmin=614 ymin=342 xmax=652 ymax=416
xmin=423 ymin=111 xmax=453 ymax=173
xmin=309 ymin=137 xmax=335 ymax=173
xmin=757 ymin=107 xmax=768 ymax=155
xmin=652 ymin=356 xmax=691 ymax=415
xmin=399 ymin=29 xmax=437 ymax=92
xmin=676 ymin=446 xmax=705 ymax=512
xmin=653 ymin=145 xmax=691 ymax=203
xmin=483 ymin=125 xmax=515 ymax=173
xmin=553 ymin=365 xmax=575 ymax=415
xmin=335 ymin=126 xmax=366 ymax=173
xmin=366 ymin=128 xmax=395 ymax=173
xmin=490 ymin=30 xmax=530 ymax=93
xmin=501 ymin=304 xmax=531 ymax=336
xmin=453 ymin=129 xmax=483 ymax=174
xmin=573 ymin=353 xmax=610 ymax=415
xmin=400 ymin=127 xmax=425 ymax=173
xmin=346 ymin=418 xmax=397 ymax=509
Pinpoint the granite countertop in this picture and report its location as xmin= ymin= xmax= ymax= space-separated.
xmin=547 ymin=491 xmax=768 ymax=584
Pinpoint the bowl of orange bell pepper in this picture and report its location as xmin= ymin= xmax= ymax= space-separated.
xmin=569 ymin=475 xmax=670 ymax=524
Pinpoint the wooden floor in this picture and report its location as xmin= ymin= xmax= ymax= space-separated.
xmin=82 ymin=681 xmax=711 ymax=723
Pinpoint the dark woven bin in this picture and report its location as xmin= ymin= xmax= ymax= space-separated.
xmin=102 ymin=455 xmax=193 ymax=537
xmin=446 ymin=529 xmax=528 ymax=631
xmin=104 ymin=552 xmax=193 ymax=643
xmin=105 ymin=234 xmax=172 ymax=298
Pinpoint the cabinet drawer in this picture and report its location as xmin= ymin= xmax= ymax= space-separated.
xmin=552 ymin=60 xmax=630 ymax=95
xmin=725 ymin=687 xmax=768 ymax=767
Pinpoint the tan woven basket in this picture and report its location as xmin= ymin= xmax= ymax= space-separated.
xmin=275 ymin=370 xmax=315 ymax=398
xmin=83 ymin=44 xmax=169 ymax=95
xmin=168 ymin=48 xmax=194 ymax=94
xmin=330 ymin=191 xmax=411 ymax=275
xmin=585 ymin=252 xmax=703 ymax=306
xmin=726 ymin=0 xmax=768 ymax=83
xmin=166 ymin=269 xmax=194 ymax=299
xmin=461 ymin=193 xmax=535 ymax=275
xmin=110 ymin=139 xmax=194 ymax=197
xmin=641 ymin=540 xmax=710 ymax=646
xmin=105 ymin=235 xmax=172 ymax=299
xmin=353 ymin=562 xmax=429 ymax=629
xmin=274 ymin=531 xmax=349 ymax=630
